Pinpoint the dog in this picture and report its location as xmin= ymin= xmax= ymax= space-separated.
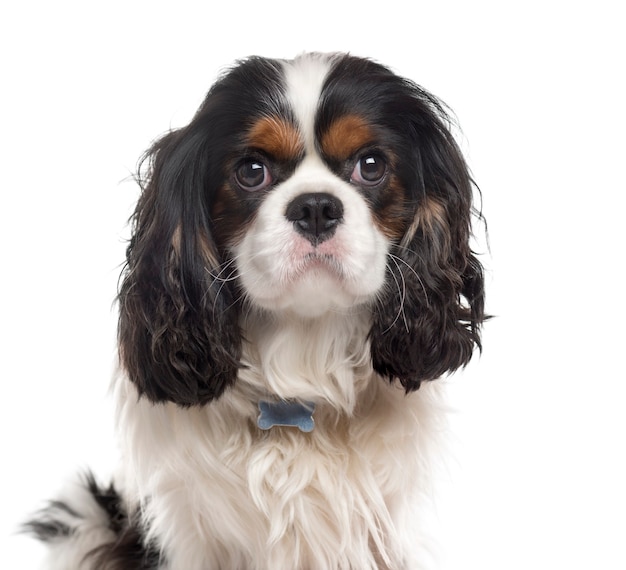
xmin=25 ymin=52 xmax=485 ymax=569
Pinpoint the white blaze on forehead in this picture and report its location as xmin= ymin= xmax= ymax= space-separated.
xmin=282 ymin=54 xmax=334 ymax=154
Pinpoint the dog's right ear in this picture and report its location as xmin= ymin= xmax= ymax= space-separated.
xmin=118 ymin=126 xmax=241 ymax=407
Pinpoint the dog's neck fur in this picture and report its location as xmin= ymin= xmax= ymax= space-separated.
xmin=239 ymin=308 xmax=374 ymax=415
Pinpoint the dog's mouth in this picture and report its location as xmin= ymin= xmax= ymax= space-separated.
xmin=302 ymin=252 xmax=342 ymax=271
xmin=290 ymin=253 xmax=346 ymax=283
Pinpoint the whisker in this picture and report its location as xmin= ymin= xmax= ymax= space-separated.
xmin=200 ymin=256 xmax=243 ymax=318
xmin=381 ymin=256 xmax=409 ymax=334
xmin=206 ymin=256 xmax=239 ymax=284
xmin=387 ymin=252 xmax=430 ymax=308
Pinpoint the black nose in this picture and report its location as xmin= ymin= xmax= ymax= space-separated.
xmin=285 ymin=192 xmax=344 ymax=244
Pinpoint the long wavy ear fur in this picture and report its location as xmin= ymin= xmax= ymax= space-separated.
xmin=369 ymin=90 xmax=485 ymax=391
xmin=118 ymin=123 xmax=241 ymax=406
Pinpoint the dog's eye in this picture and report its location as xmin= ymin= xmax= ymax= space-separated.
xmin=351 ymin=154 xmax=386 ymax=186
xmin=235 ymin=160 xmax=272 ymax=191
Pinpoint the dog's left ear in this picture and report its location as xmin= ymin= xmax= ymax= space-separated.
xmin=369 ymin=93 xmax=486 ymax=390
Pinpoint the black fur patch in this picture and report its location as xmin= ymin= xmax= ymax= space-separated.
xmin=24 ymin=472 xmax=162 ymax=569
xmin=22 ymin=500 xmax=79 ymax=542
xmin=87 ymin=517 xmax=161 ymax=570
xmin=83 ymin=474 xmax=161 ymax=569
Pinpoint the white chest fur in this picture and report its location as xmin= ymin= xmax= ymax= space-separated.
xmin=115 ymin=313 xmax=443 ymax=569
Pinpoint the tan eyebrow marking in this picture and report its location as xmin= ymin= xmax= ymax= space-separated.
xmin=247 ymin=116 xmax=304 ymax=161
xmin=320 ymin=115 xmax=375 ymax=161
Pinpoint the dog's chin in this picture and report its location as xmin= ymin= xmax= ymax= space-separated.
xmin=249 ymin=261 xmax=376 ymax=319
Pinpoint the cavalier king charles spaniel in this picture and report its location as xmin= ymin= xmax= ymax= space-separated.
xmin=26 ymin=52 xmax=485 ymax=569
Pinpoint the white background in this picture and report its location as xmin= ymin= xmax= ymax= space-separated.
xmin=2 ymin=1 xmax=624 ymax=568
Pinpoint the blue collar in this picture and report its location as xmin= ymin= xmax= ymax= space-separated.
xmin=257 ymin=400 xmax=316 ymax=432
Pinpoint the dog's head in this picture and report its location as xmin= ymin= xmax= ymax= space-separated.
xmin=118 ymin=53 xmax=485 ymax=406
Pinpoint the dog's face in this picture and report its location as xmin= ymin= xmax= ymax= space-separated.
xmin=229 ymin=57 xmax=394 ymax=317
xmin=232 ymin=142 xmax=390 ymax=320
xmin=118 ymin=53 xmax=485 ymax=406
